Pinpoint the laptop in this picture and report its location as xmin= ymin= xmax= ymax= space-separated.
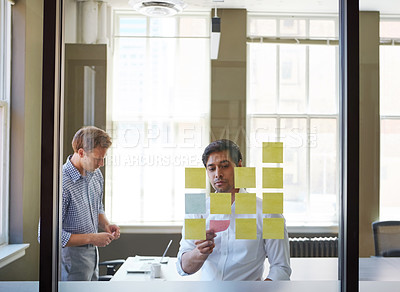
xmin=126 ymin=240 xmax=172 ymax=273
xmin=159 ymin=239 xmax=172 ymax=264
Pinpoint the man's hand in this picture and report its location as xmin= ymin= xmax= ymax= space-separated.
xmin=90 ymin=232 xmax=115 ymax=247
xmin=194 ymin=230 xmax=216 ymax=256
xmin=181 ymin=230 xmax=217 ymax=274
xmin=105 ymin=224 xmax=121 ymax=240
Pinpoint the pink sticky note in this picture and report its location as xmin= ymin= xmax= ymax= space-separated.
xmin=210 ymin=220 xmax=230 ymax=233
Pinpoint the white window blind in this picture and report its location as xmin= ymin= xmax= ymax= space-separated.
xmin=247 ymin=15 xmax=339 ymax=227
xmin=106 ymin=12 xmax=210 ymax=226
xmin=379 ymin=17 xmax=400 ymax=220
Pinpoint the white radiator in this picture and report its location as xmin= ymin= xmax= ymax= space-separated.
xmin=289 ymin=237 xmax=338 ymax=257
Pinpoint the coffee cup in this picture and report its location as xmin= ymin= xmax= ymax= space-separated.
xmin=150 ymin=263 xmax=161 ymax=278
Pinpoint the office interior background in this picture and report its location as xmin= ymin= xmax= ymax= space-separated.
xmin=0 ymin=0 xmax=399 ymax=282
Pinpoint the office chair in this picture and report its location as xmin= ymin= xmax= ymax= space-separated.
xmin=98 ymin=259 xmax=125 ymax=281
xmin=372 ymin=221 xmax=400 ymax=257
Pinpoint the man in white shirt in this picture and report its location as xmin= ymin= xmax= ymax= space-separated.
xmin=176 ymin=139 xmax=291 ymax=281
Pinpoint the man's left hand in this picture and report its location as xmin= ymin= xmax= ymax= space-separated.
xmin=105 ymin=224 xmax=121 ymax=240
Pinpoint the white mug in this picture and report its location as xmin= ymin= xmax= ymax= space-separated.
xmin=150 ymin=263 xmax=161 ymax=278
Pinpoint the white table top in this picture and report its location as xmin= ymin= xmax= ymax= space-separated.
xmin=111 ymin=256 xmax=400 ymax=282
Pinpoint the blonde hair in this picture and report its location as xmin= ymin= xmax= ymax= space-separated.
xmin=72 ymin=126 xmax=112 ymax=153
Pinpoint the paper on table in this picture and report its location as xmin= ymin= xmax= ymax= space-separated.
xmin=235 ymin=218 xmax=257 ymax=240
xmin=262 ymin=193 xmax=283 ymax=214
xmin=263 ymin=218 xmax=284 ymax=239
xmin=234 ymin=167 xmax=256 ymax=188
xmin=185 ymin=168 xmax=206 ymax=189
xmin=185 ymin=193 xmax=206 ymax=214
xmin=210 ymin=193 xmax=231 ymax=214
xmin=262 ymin=142 xmax=283 ymax=163
xmin=185 ymin=219 xmax=206 ymax=240
xmin=262 ymin=168 xmax=283 ymax=188
xmin=235 ymin=193 xmax=256 ymax=214
xmin=210 ymin=220 xmax=230 ymax=233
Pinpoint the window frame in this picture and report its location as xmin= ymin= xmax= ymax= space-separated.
xmin=0 ymin=0 xmax=12 ymax=246
xmin=379 ymin=16 xmax=400 ymax=221
xmin=246 ymin=14 xmax=340 ymax=228
xmin=107 ymin=11 xmax=211 ymax=228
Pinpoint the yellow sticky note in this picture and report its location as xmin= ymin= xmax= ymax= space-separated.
xmin=263 ymin=142 xmax=283 ymax=163
xmin=234 ymin=167 xmax=256 ymax=188
xmin=185 ymin=168 xmax=206 ymax=189
xmin=185 ymin=219 xmax=206 ymax=240
xmin=210 ymin=193 xmax=231 ymax=214
xmin=263 ymin=218 xmax=284 ymax=239
xmin=263 ymin=193 xmax=283 ymax=214
xmin=235 ymin=193 xmax=256 ymax=214
xmin=236 ymin=218 xmax=257 ymax=240
xmin=262 ymin=168 xmax=283 ymax=188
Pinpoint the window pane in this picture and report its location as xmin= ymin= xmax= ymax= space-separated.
xmin=380 ymin=20 xmax=400 ymax=38
xmin=149 ymin=18 xmax=176 ymax=37
xmin=380 ymin=119 xmax=400 ymax=220
xmin=280 ymin=118 xmax=308 ymax=225
xmin=309 ymin=20 xmax=336 ymax=38
xmin=309 ymin=46 xmax=337 ymax=114
xmin=380 ymin=46 xmax=400 ymax=116
xmin=179 ymin=16 xmax=208 ymax=37
xmin=118 ymin=17 xmax=147 ymax=36
xmin=279 ymin=19 xmax=306 ymax=37
xmin=279 ymin=45 xmax=306 ymax=113
xmin=247 ymin=43 xmax=277 ymax=114
xmin=310 ymin=118 xmax=338 ymax=224
xmin=248 ymin=18 xmax=276 ymax=36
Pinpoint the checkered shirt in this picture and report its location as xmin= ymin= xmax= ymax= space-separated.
xmin=61 ymin=155 xmax=105 ymax=247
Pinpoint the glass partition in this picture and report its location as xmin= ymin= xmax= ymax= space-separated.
xmin=57 ymin=0 xmax=344 ymax=288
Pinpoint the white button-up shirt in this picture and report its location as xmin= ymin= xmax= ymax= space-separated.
xmin=176 ymin=189 xmax=291 ymax=281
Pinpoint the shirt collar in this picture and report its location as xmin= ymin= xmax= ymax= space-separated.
xmin=65 ymin=155 xmax=83 ymax=183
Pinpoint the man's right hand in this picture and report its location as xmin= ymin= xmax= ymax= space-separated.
xmin=181 ymin=230 xmax=216 ymax=274
xmin=194 ymin=230 xmax=216 ymax=256
xmin=90 ymin=232 xmax=115 ymax=247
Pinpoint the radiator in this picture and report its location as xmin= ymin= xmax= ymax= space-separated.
xmin=289 ymin=237 xmax=338 ymax=257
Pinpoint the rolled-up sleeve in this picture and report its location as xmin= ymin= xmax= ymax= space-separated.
xmin=176 ymin=223 xmax=196 ymax=276
xmin=264 ymin=214 xmax=292 ymax=280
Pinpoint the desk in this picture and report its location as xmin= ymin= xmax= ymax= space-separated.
xmin=111 ymin=257 xmax=400 ymax=281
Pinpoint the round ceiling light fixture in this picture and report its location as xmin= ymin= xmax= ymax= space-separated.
xmin=128 ymin=0 xmax=186 ymax=17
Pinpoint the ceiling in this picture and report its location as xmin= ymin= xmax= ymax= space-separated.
xmin=109 ymin=0 xmax=400 ymax=14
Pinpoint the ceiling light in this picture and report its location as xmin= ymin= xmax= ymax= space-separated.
xmin=128 ymin=0 xmax=186 ymax=17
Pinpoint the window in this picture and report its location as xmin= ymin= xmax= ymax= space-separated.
xmin=379 ymin=17 xmax=400 ymax=220
xmin=247 ymin=15 xmax=339 ymax=226
xmin=0 ymin=0 xmax=12 ymax=245
xmin=106 ymin=12 xmax=210 ymax=226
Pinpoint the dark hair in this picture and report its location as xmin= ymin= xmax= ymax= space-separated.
xmin=202 ymin=139 xmax=242 ymax=167
xmin=72 ymin=126 xmax=112 ymax=153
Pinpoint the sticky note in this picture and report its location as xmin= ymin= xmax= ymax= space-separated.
xmin=210 ymin=193 xmax=231 ymax=214
xmin=185 ymin=219 xmax=206 ymax=240
xmin=263 ymin=218 xmax=284 ymax=239
xmin=263 ymin=193 xmax=283 ymax=214
xmin=234 ymin=167 xmax=256 ymax=188
xmin=185 ymin=193 xmax=206 ymax=214
xmin=210 ymin=220 xmax=230 ymax=233
xmin=263 ymin=142 xmax=283 ymax=163
xmin=185 ymin=168 xmax=206 ymax=189
xmin=235 ymin=193 xmax=257 ymax=214
xmin=236 ymin=218 xmax=257 ymax=240
xmin=262 ymin=168 xmax=283 ymax=188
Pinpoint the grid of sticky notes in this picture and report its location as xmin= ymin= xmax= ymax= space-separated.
xmin=184 ymin=142 xmax=284 ymax=240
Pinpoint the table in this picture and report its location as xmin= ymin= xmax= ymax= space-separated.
xmin=111 ymin=256 xmax=400 ymax=281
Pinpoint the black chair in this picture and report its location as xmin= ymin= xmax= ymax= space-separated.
xmin=98 ymin=259 xmax=125 ymax=281
xmin=372 ymin=221 xmax=400 ymax=257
